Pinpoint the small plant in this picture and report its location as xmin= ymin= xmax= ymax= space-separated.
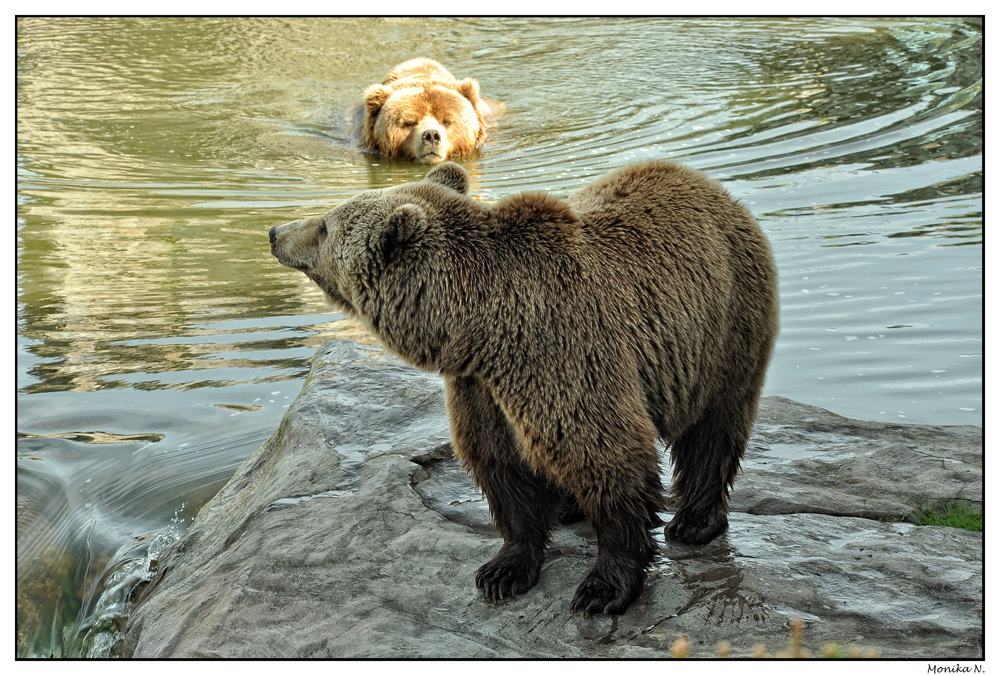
xmin=669 ymin=635 xmax=690 ymax=658
xmin=752 ymin=617 xmax=812 ymax=658
xmin=820 ymin=642 xmax=880 ymax=659
xmin=914 ymin=502 xmax=982 ymax=531
xmin=667 ymin=617 xmax=878 ymax=658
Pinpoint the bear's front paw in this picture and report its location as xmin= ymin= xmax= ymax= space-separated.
xmin=475 ymin=544 xmax=542 ymax=602
xmin=570 ymin=559 xmax=645 ymax=615
xmin=664 ymin=508 xmax=728 ymax=545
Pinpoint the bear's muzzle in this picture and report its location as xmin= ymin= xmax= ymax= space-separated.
xmin=270 ymin=217 xmax=326 ymax=271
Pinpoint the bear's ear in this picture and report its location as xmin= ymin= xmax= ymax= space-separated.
xmin=364 ymin=84 xmax=393 ymax=117
xmin=455 ymin=78 xmax=481 ymax=106
xmin=425 ymin=162 xmax=470 ymax=195
xmin=375 ymin=204 xmax=427 ymax=260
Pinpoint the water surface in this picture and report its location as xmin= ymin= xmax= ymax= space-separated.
xmin=15 ymin=17 xmax=981 ymax=656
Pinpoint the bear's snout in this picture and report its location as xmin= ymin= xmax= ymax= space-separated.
xmin=411 ymin=118 xmax=449 ymax=163
xmin=269 ymin=220 xmax=299 ymax=247
xmin=270 ymin=217 xmax=326 ymax=271
xmin=422 ymin=129 xmax=441 ymax=146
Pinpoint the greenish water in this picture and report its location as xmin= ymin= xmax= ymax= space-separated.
xmin=15 ymin=17 xmax=981 ymax=656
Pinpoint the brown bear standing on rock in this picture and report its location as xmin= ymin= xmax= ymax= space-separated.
xmin=269 ymin=160 xmax=779 ymax=615
xmin=350 ymin=58 xmax=498 ymax=164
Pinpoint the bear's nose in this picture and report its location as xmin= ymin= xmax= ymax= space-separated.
xmin=422 ymin=129 xmax=441 ymax=146
xmin=268 ymin=226 xmax=278 ymax=244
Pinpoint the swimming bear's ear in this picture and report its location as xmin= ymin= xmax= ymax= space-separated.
xmin=455 ymin=78 xmax=482 ymax=107
xmin=363 ymin=84 xmax=393 ymax=118
xmin=425 ymin=162 xmax=470 ymax=195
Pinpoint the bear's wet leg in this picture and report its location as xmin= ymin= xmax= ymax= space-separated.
xmin=570 ymin=516 xmax=657 ymax=615
xmin=569 ymin=462 xmax=663 ymax=615
xmin=665 ymin=405 xmax=749 ymax=545
xmin=446 ymin=375 xmax=560 ymax=602
xmin=472 ymin=465 xmax=561 ymax=602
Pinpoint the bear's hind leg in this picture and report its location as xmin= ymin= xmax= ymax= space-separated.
xmin=665 ymin=403 xmax=750 ymax=545
xmin=446 ymin=376 xmax=560 ymax=602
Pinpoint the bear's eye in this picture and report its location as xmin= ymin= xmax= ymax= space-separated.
xmin=402 ymin=120 xmax=417 ymax=128
xmin=442 ymin=120 xmax=452 ymax=127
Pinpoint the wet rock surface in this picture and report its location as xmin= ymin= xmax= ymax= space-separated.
xmin=123 ymin=340 xmax=982 ymax=658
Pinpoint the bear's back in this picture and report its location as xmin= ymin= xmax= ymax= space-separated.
xmin=383 ymin=58 xmax=457 ymax=85
xmin=565 ymin=160 xmax=778 ymax=436
xmin=566 ymin=161 xmax=772 ymax=296
xmin=569 ymin=162 xmax=744 ymax=241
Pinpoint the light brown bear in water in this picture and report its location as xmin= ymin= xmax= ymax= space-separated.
xmin=350 ymin=58 xmax=498 ymax=164
xmin=269 ymin=160 xmax=779 ymax=615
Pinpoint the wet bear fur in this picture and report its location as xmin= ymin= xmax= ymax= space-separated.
xmin=269 ymin=160 xmax=779 ymax=615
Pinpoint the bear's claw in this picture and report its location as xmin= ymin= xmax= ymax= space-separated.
xmin=570 ymin=567 xmax=643 ymax=616
xmin=664 ymin=509 xmax=728 ymax=545
xmin=475 ymin=547 xmax=542 ymax=603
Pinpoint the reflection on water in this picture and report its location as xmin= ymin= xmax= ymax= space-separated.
xmin=16 ymin=17 xmax=981 ymax=656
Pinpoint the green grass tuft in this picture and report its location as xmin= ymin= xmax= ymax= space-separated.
xmin=914 ymin=502 xmax=982 ymax=531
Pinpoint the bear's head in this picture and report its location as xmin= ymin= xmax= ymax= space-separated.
xmin=269 ymin=163 xmax=471 ymax=311
xmin=362 ymin=79 xmax=486 ymax=164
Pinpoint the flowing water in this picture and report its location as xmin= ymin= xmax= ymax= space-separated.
xmin=15 ymin=17 xmax=982 ymax=656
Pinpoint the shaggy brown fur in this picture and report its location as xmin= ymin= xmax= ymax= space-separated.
xmin=351 ymin=58 xmax=495 ymax=164
xmin=269 ymin=160 xmax=779 ymax=615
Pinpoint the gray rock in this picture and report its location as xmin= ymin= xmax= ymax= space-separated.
xmin=736 ymin=397 xmax=982 ymax=522
xmin=122 ymin=340 xmax=982 ymax=658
